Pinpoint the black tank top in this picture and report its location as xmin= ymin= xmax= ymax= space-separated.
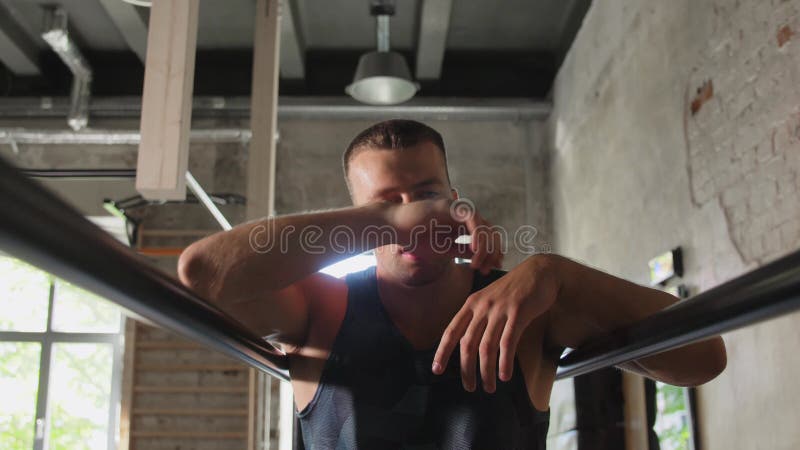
xmin=295 ymin=265 xmax=550 ymax=449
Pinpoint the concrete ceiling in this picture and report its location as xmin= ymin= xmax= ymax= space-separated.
xmin=3 ymin=0 xmax=132 ymax=51
xmin=0 ymin=0 xmax=591 ymax=97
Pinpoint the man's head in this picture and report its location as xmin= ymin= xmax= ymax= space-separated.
xmin=343 ymin=119 xmax=450 ymax=194
xmin=343 ymin=119 xmax=456 ymax=285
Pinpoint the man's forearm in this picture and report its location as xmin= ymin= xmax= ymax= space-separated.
xmin=544 ymin=254 xmax=727 ymax=385
xmin=178 ymin=202 xmax=392 ymax=303
xmin=619 ymin=337 xmax=727 ymax=386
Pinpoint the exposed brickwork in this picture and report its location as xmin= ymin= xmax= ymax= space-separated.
xmin=687 ymin=0 xmax=800 ymax=264
xmin=550 ymin=2 xmax=800 ymax=449
xmin=691 ymin=80 xmax=715 ymax=115
xmin=778 ymin=25 xmax=795 ymax=47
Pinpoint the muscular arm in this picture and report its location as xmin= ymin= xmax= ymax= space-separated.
xmin=177 ymin=202 xmax=392 ymax=347
xmin=432 ymin=253 xmax=726 ymax=394
xmin=179 ymin=203 xmax=394 ymax=299
xmin=545 ymin=254 xmax=727 ymax=386
xmin=177 ymin=198 xmax=487 ymax=349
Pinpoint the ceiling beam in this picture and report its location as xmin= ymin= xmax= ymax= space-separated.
xmin=0 ymin=2 xmax=40 ymax=75
xmin=247 ymin=0 xmax=281 ymax=219
xmin=414 ymin=0 xmax=452 ymax=80
xmin=136 ymin=0 xmax=199 ymax=200
xmin=97 ymin=0 xmax=149 ymax=63
xmin=279 ymin=0 xmax=305 ymax=79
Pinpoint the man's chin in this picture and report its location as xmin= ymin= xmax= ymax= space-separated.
xmin=390 ymin=255 xmax=451 ymax=285
xmin=399 ymin=269 xmax=440 ymax=286
xmin=400 ymin=252 xmax=425 ymax=263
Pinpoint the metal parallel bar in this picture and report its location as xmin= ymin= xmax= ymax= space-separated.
xmin=4 ymin=147 xmax=800 ymax=382
xmin=21 ymin=169 xmax=136 ymax=178
xmin=556 ymin=249 xmax=800 ymax=379
xmin=0 ymin=155 xmax=290 ymax=381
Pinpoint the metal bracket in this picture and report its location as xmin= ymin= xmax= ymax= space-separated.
xmin=370 ymin=0 xmax=395 ymax=16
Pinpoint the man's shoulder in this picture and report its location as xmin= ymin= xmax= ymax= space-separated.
xmin=298 ymin=271 xmax=349 ymax=312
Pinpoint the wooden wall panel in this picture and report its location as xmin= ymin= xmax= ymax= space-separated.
xmin=121 ymin=321 xmax=256 ymax=450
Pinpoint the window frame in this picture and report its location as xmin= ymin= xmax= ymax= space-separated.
xmin=0 ymin=272 xmax=125 ymax=450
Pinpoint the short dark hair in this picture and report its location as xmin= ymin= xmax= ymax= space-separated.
xmin=342 ymin=119 xmax=450 ymax=184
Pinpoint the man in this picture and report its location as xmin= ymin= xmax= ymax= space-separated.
xmin=178 ymin=119 xmax=726 ymax=449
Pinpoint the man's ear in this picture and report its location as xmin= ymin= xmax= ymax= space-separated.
xmin=451 ymin=188 xmax=459 ymax=200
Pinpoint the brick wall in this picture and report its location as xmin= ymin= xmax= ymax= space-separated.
xmin=687 ymin=0 xmax=800 ymax=264
xmin=548 ymin=0 xmax=800 ymax=448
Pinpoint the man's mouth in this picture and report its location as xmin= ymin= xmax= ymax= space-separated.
xmin=399 ymin=248 xmax=423 ymax=261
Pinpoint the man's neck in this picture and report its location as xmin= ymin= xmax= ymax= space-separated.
xmin=378 ymin=261 xmax=471 ymax=298
xmin=375 ymin=262 xmax=475 ymax=347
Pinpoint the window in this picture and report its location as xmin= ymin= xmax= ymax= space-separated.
xmin=0 ymin=255 xmax=124 ymax=450
xmin=653 ymin=382 xmax=696 ymax=450
xmin=319 ymin=252 xmax=376 ymax=278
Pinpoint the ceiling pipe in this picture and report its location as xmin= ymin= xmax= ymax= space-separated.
xmin=376 ymin=14 xmax=390 ymax=53
xmin=0 ymin=97 xmax=551 ymax=121
xmin=0 ymin=128 xmax=252 ymax=146
xmin=40 ymin=8 xmax=92 ymax=131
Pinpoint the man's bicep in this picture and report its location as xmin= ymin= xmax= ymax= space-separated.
xmin=224 ymin=273 xmax=344 ymax=351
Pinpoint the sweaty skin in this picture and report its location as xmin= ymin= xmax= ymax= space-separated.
xmin=178 ymin=140 xmax=727 ymax=413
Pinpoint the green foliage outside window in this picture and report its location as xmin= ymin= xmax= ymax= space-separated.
xmin=655 ymin=382 xmax=692 ymax=450
xmin=0 ymin=343 xmax=40 ymax=449
xmin=0 ymin=256 xmax=119 ymax=450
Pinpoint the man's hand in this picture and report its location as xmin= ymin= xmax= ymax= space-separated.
xmin=430 ymin=253 xmax=727 ymax=392
xmin=431 ymin=255 xmax=560 ymax=393
xmin=384 ymin=197 xmax=504 ymax=274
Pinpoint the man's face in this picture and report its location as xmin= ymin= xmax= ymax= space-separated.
xmin=348 ymin=141 xmax=455 ymax=285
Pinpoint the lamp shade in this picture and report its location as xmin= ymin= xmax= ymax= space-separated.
xmin=345 ymin=51 xmax=419 ymax=105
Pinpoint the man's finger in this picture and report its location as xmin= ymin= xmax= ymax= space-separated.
xmin=484 ymin=251 xmax=503 ymax=274
xmin=464 ymin=210 xmax=482 ymax=233
xmin=432 ymin=309 xmax=472 ymax=375
xmin=470 ymin=229 xmax=488 ymax=271
xmin=479 ymin=313 xmax=505 ymax=393
xmin=483 ymin=228 xmax=504 ymax=273
xmin=480 ymin=254 xmax=496 ymax=275
xmin=498 ymin=315 xmax=523 ymax=382
xmin=460 ymin=316 xmax=487 ymax=392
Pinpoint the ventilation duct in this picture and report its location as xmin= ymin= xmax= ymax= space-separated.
xmin=41 ymin=8 xmax=92 ymax=130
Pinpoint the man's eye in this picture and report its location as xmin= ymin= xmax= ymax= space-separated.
xmin=418 ymin=191 xmax=439 ymax=199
